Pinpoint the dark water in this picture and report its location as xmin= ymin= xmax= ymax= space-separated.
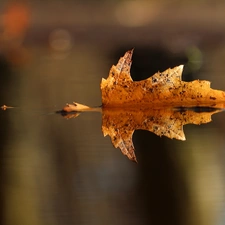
xmin=1 ymin=2 xmax=225 ymax=224
xmin=1 ymin=47 xmax=225 ymax=225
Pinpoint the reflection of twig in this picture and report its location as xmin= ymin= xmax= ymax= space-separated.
xmin=1 ymin=105 xmax=14 ymax=110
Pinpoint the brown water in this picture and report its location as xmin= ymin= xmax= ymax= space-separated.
xmin=1 ymin=1 xmax=225 ymax=224
xmin=1 ymin=46 xmax=225 ymax=225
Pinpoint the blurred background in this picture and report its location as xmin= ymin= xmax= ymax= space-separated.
xmin=1 ymin=0 xmax=225 ymax=225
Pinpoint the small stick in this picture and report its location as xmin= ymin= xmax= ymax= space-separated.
xmin=62 ymin=102 xmax=102 ymax=113
xmin=1 ymin=105 xmax=14 ymax=110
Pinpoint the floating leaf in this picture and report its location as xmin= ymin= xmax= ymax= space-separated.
xmin=101 ymin=50 xmax=225 ymax=108
xmin=61 ymin=49 xmax=225 ymax=161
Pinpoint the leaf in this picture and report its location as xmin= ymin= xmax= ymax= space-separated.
xmin=61 ymin=49 xmax=225 ymax=162
xmin=102 ymin=107 xmax=221 ymax=162
xmin=101 ymin=50 xmax=225 ymax=108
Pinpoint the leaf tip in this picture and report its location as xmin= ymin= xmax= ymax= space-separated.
xmin=129 ymin=48 xmax=134 ymax=55
xmin=177 ymin=64 xmax=184 ymax=73
xmin=173 ymin=65 xmax=184 ymax=79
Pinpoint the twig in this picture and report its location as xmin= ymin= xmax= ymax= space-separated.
xmin=58 ymin=102 xmax=102 ymax=115
xmin=1 ymin=105 xmax=14 ymax=110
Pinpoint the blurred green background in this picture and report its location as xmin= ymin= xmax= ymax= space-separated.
xmin=1 ymin=1 xmax=225 ymax=225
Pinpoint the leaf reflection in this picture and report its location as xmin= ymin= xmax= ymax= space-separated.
xmin=59 ymin=104 xmax=222 ymax=162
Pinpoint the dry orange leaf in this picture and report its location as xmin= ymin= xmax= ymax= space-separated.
xmin=61 ymin=49 xmax=225 ymax=161
xmin=101 ymin=50 xmax=225 ymax=108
